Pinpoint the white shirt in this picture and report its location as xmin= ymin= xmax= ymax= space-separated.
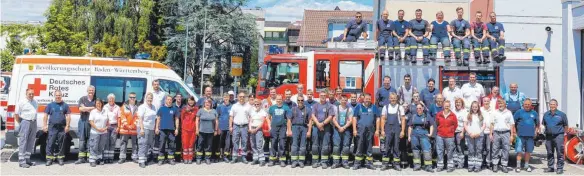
xmin=15 ymin=99 xmax=38 ymax=121
xmin=230 ymin=102 xmax=251 ymax=125
xmin=137 ymin=103 xmax=157 ymax=130
xmin=491 ymin=108 xmax=515 ymax=131
xmin=382 ymin=103 xmax=406 ymax=124
xmin=103 ymin=103 xmax=120 ymax=124
xmin=290 ymin=94 xmax=308 ymax=104
xmin=152 ymin=90 xmax=167 ymax=110
xmin=481 ymin=107 xmax=494 ymax=134
xmin=489 ymin=96 xmax=500 ymax=110
xmin=249 ymin=108 xmax=267 ymax=127
xmin=461 ymin=83 xmax=485 ymax=109
xmin=464 ymin=114 xmax=485 ymax=134
xmin=89 ymin=109 xmax=108 ymax=134
xmin=442 ymin=86 xmax=462 ymax=110
xmin=454 ymin=108 xmax=468 ymax=132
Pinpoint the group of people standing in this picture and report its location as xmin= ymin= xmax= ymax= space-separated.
xmin=13 ymin=77 xmax=567 ymax=174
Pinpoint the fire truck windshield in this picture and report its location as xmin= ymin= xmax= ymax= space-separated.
xmin=265 ymin=62 xmax=300 ymax=87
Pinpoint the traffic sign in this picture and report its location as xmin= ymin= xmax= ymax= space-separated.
xmin=231 ymin=55 xmax=243 ymax=76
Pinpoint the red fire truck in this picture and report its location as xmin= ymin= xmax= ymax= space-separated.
xmin=256 ymin=45 xmax=545 ymax=154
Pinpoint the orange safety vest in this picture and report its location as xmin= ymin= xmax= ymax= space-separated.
xmin=118 ymin=104 xmax=138 ymax=135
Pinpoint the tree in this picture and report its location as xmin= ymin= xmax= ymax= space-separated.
xmin=43 ymin=0 xmax=87 ymax=56
xmin=0 ymin=23 xmax=44 ymax=71
xmin=162 ymin=0 xmax=259 ymax=87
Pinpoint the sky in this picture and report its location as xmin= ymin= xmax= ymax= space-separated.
xmin=0 ymin=0 xmax=373 ymax=22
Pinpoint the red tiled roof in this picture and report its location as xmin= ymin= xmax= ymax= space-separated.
xmin=298 ymin=10 xmax=373 ymax=47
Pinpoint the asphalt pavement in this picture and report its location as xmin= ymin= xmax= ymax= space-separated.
xmin=1 ymin=145 xmax=583 ymax=175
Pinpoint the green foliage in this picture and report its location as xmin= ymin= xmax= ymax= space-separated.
xmin=247 ymin=77 xmax=257 ymax=88
xmin=93 ymin=33 xmax=126 ymax=57
xmin=43 ymin=0 xmax=87 ymax=56
xmin=1 ymin=50 xmax=14 ymax=71
xmin=163 ymin=0 xmax=259 ymax=86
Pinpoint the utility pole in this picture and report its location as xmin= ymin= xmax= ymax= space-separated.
xmin=183 ymin=4 xmax=189 ymax=81
xmin=199 ymin=6 xmax=207 ymax=94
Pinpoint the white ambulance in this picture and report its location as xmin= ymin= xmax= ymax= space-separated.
xmin=4 ymin=55 xmax=198 ymax=156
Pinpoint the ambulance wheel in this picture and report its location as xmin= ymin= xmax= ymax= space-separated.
xmin=37 ymin=133 xmax=48 ymax=160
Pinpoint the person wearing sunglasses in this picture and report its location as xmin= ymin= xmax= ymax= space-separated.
xmin=322 ymin=12 xmax=369 ymax=43
xmin=290 ymin=84 xmax=307 ymax=104
xmin=117 ymin=92 xmax=139 ymax=164
xmin=288 ymin=95 xmax=312 ymax=168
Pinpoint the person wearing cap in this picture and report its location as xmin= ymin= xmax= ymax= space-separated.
xmin=228 ymin=91 xmax=236 ymax=104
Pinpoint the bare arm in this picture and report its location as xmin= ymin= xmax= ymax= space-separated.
xmin=463 ymin=28 xmax=470 ymax=38
xmin=332 ymin=115 xmax=341 ymax=129
xmin=323 ymin=115 xmax=333 ymax=125
xmin=400 ymin=115 xmax=406 ymax=134
xmin=343 ymin=114 xmax=353 ymax=129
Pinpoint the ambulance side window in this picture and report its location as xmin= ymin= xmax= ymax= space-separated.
xmin=91 ymin=77 xmax=147 ymax=105
xmin=338 ymin=61 xmax=363 ymax=92
xmin=158 ymin=79 xmax=189 ymax=99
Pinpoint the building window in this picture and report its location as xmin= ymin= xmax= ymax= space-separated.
xmin=338 ymin=61 xmax=363 ymax=92
xmin=315 ymin=60 xmax=330 ymax=90
xmin=345 ymin=77 xmax=357 ymax=89
xmin=158 ymin=79 xmax=190 ymax=99
xmin=265 ymin=32 xmax=273 ymax=38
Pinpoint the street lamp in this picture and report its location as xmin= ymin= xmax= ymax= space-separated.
xmin=200 ymin=6 xmax=208 ymax=94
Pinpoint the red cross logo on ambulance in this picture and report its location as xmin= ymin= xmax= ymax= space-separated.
xmin=0 ymin=79 xmax=5 ymax=90
xmin=27 ymin=78 xmax=47 ymax=96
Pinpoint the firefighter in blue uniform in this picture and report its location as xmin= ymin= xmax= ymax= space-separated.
xmin=381 ymin=93 xmax=407 ymax=171
xmin=450 ymin=7 xmax=471 ymax=66
xmin=377 ymin=10 xmax=394 ymax=60
xmin=392 ymin=10 xmax=411 ymax=61
xmin=352 ymin=93 xmax=380 ymax=170
xmin=486 ymin=12 xmax=506 ymax=63
xmin=429 ymin=11 xmax=451 ymax=62
xmin=408 ymin=9 xmax=431 ymax=64
xmin=332 ymin=96 xmax=353 ymax=169
xmin=310 ymin=91 xmax=335 ymax=169
xmin=409 ymin=103 xmax=435 ymax=173
xmin=542 ymin=99 xmax=567 ymax=175
xmin=376 ymin=76 xmax=397 ymax=109
xmin=322 ymin=12 xmax=368 ymax=43
xmin=471 ymin=11 xmax=490 ymax=64
xmin=43 ymin=90 xmax=71 ymax=166
xmin=288 ymin=95 xmax=312 ymax=168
